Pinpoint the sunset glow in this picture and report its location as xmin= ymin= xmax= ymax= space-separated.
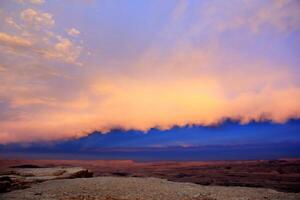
xmin=0 ymin=0 xmax=300 ymax=143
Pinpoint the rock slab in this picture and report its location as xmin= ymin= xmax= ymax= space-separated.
xmin=0 ymin=167 xmax=93 ymax=192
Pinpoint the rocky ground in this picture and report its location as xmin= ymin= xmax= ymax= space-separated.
xmin=2 ymin=159 xmax=299 ymax=192
xmin=0 ymin=166 xmax=93 ymax=192
xmin=1 ymin=176 xmax=300 ymax=200
xmin=1 ymin=160 xmax=300 ymax=200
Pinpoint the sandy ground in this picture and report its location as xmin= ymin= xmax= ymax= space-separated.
xmin=1 ymin=176 xmax=299 ymax=200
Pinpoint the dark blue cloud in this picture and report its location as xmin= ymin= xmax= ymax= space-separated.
xmin=1 ymin=119 xmax=300 ymax=160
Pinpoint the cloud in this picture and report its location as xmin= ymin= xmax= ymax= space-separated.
xmin=30 ymin=0 xmax=45 ymax=4
xmin=0 ymin=32 xmax=32 ymax=47
xmin=17 ymin=0 xmax=45 ymax=5
xmin=0 ymin=64 xmax=6 ymax=72
xmin=0 ymin=0 xmax=299 ymax=143
xmin=5 ymin=17 xmax=22 ymax=30
xmin=0 ymin=32 xmax=81 ymax=64
xmin=171 ymin=0 xmax=188 ymax=22
xmin=250 ymin=0 xmax=300 ymax=32
xmin=42 ymin=36 xmax=82 ymax=63
xmin=67 ymin=28 xmax=80 ymax=36
xmin=20 ymin=8 xmax=54 ymax=29
xmin=1 ymin=7 xmax=82 ymax=64
xmin=199 ymin=0 xmax=300 ymax=33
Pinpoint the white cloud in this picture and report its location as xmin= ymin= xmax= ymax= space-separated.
xmin=67 ymin=28 xmax=80 ymax=36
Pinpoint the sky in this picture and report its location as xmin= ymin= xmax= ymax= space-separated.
xmin=0 ymin=0 xmax=300 ymax=146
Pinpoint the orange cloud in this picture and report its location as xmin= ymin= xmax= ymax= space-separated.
xmin=0 ymin=0 xmax=300 ymax=143
xmin=17 ymin=0 xmax=45 ymax=5
xmin=20 ymin=8 xmax=54 ymax=29
xmin=0 ymin=32 xmax=32 ymax=47
xmin=67 ymin=28 xmax=80 ymax=37
xmin=1 ymin=7 xmax=82 ymax=64
xmin=1 ymin=71 xmax=299 ymax=144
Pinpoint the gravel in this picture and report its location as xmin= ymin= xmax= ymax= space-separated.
xmin=1 ymin=176 xmax=299 ymax=200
